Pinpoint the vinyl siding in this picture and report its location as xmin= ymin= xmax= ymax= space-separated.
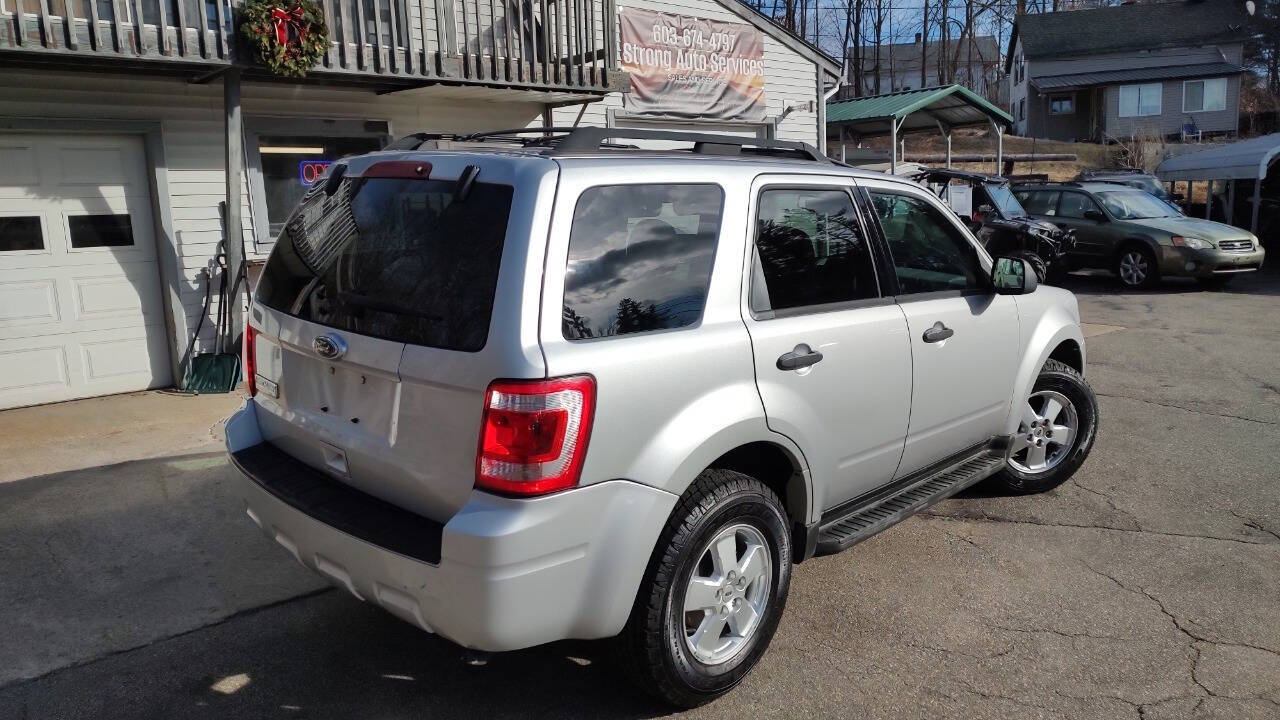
xmin=1008 ymin=37 xmax=1029 ymax=135
xmin=1027 ymin=87 xmax=1096 ymax=142
xmin=1103 ymin=75 xmax=1240 ymax=138
xmin=0 ymin=68 xmax=542 ymax=358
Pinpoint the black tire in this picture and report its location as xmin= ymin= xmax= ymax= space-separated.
xmin=1014 ymin=250 xmax=1049 ymax=284
xmin=614 ymin=469 xmax=792 ymax=708
xmin=992 ymin=359 xmax=1099 ymax=495
xmin=1115 ymin=244 xmax=1159 ymax=289
xmin=1045 ymin=259 xmax=1070 ymax=285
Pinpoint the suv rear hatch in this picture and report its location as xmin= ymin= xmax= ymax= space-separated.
xmin=249 ymin=153 xmax=553 ymax=523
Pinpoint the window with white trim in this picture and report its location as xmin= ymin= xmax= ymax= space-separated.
xmin=1183 ymin=78 xmax=1227 ymax=113
xmin=1118 ymin=83 xmax=1162 ymax=118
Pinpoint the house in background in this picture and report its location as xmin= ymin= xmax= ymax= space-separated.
xmin=838 ymin=35 xmax=1004 ymax=105
xmin=1006 ymin=0 xmax=1249 ymax=142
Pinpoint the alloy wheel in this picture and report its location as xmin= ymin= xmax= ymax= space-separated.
xmin=1119 ymin=251 xmax=1149 ymax=286
xmin=1009 ymin=390 xmax=1078 ymax=474
xmin=681 ymin=523 xmax=772 ymax=666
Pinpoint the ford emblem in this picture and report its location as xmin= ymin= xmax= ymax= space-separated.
xmin=313 ymin=333 xmax=347 ymax=361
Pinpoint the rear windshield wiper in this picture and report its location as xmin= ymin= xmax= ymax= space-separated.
xmin=337 ymin=292 xmax=442 ymax=321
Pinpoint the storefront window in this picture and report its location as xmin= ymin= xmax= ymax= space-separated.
xmin=257 ymin=135 xmax=384 ymax=237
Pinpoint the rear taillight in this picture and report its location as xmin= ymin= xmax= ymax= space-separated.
xmin=244 ymin=324 xmax=257 ymax=397
xmin=475 ymin=375 xmax=595 ymax=497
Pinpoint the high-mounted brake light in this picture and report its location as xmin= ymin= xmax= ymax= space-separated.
xmin=362 ymin=160 xmax=432 ymax=179
xmin=244 ymin=323 xmax=258 ymax=397
xmin=475 ymin=376 xmax=596 ymax=497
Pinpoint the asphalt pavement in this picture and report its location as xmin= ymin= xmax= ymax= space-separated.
xmin=1 ymin=270 xmax=1277 ymax=720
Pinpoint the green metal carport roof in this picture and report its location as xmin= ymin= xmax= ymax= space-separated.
xmin=826 ymin=85 xmax=1013 ymax=137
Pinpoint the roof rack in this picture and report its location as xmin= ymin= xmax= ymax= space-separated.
xmin=383 ymin=127 xmax=832 ymax=163
xmin=1009 ymin=180 xmax=1082 ymax=187
xmin=1079 ymin=168 xmax=1147 ymax=176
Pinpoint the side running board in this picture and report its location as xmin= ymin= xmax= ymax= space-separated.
xmin=816 ymin=440 xmax=1008 ymax=555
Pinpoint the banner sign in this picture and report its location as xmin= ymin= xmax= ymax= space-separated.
xmin=619 ymin=9 xmax=766 ymax=121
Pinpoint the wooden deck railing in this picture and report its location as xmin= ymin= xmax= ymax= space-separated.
xmin=0 ymin=0 xmax=622 ymax=92
xmin=0 ymin=0 xmax=234 ymax=63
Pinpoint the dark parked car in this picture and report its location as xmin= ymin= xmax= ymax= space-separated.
xmin=913 ymin=169 xmax=1074 ymax=282
xmin=1013 ymin=181 xmax=1265 ymax=288
xmin=1076 ymin=169 xmax=1178 ymax=201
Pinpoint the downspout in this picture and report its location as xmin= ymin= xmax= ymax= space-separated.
xmin=820 ymin=69 xmax=842 ymax=155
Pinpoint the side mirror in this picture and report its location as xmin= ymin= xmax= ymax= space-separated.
xmin=1083 ymin=209 xmax=1107 ymax=223
xmin=992 ymin=256 xmax=1039 ymax=295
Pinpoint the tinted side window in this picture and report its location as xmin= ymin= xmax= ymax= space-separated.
xmin=1057 ymin=192 xmax=1101 ymax=219
xmin=1019 ymin=190 xmax=1061 ymax=216
xmin=752 ymin=188 xmax=879 ymax=312
xmin=562 ymin=184 xmax=722 ymax=341
xmin=868 ymin=191 xmax=986 ymax=295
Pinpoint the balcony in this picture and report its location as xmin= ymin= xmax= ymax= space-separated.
xmin=0 ymin=0 xmax=625 ymax=94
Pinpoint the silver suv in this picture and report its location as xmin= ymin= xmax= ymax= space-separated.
xmin=225 ymin=128 xmax=1098 ymax=707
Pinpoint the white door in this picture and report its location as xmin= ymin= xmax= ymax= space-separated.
xmin=743 ymin=178 xmax=912 ymax=514
xmin=0 ymin=134 xmax=171 ymax=410
xmin=859 ymin=180 xmax=1020 ymax=478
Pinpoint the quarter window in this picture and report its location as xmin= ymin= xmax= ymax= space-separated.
xmin=562 ymin=184 xmax=722 ymax=340
xmin=868 ymin=191 xmax=986 ymax=295
xmin=751 ymin=188 xmax=879 ymax=313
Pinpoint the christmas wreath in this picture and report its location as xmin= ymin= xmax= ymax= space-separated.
xmin=239 ymin=0 xmax=328 ymax=78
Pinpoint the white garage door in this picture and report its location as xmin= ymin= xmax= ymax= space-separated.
xmin=0 ymin=134 xmax=171 ymax=410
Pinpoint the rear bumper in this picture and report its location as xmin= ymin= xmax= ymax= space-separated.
xmin=1160 ymin=245 xmax=1266 ymax=277
xmin=224 ymin=403 xmax=677 ymax=652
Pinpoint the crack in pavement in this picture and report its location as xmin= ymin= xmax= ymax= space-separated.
xmin=1071 ymin=479 xmax=1143 ymax=531
xmin=1228 ymin=509 xmax=1280 ymax=542
xmin=1076 ymin=560 xmax=1280 ymax=708
xmin=986 ymin=621 xmax=1135 ymax=644
xmin=1095 ymin=392 xmax=1278 ymax=426
xmin=921 ymin=510 xmax=1277 ymax=547
xmin=951 ymin=677 xmax=1059 ymax=715
xmin=905 ymin=640 xmax=1015 ymax=663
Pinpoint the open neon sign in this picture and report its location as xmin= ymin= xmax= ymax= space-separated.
xmin=298 ymin=159 xmax=333 ymax=186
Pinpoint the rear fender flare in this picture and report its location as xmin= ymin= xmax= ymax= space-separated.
xmin=619 ymin=378 xmax=815 ymax=526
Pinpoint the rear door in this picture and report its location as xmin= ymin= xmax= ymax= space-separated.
xmin=250 ymin=154 xmax=552 ymax=522
xmin=743 ymin=176 xmax=912 ymax=513
xmin=1052 ymin=190 xmax=1112 ymax=264
xmin=861 ymin=178 xmax=1019 ymax=478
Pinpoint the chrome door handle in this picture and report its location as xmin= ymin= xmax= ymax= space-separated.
xmin=922 ymin=321 xmax=954 ymax=343
xmin=777 ymin=344 xmax=824 ymax=371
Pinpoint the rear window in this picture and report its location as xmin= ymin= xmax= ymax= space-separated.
xmin=562 ymin=184 xmax=723 ymax=341
xmin=256 ymin=175 xmax=512 ymax=352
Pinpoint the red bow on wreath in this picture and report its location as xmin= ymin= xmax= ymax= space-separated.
xmin=270 ymin=6 xmax=306 ymax=45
